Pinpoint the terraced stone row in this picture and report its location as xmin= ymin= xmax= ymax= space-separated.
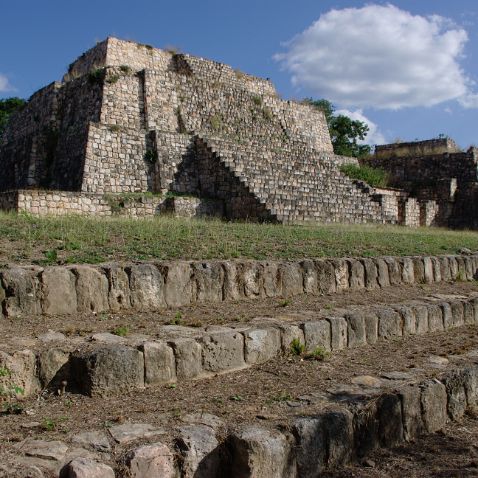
xmin=1 ymin=254 xmax=476 ymax=318
xmin=4 ymin=350 xmax=478 ymax=477
xmin=2 ymin=292 xmax=478 ymax=398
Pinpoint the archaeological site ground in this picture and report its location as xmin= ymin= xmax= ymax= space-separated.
xmin=1 ymin=38 xmax=478 ymax=478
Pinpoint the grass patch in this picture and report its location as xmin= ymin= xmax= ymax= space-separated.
xmin=0 ymin=212 xmax=476 ymax=265
xmin=340 ymin=164 xmax=389 ymax=188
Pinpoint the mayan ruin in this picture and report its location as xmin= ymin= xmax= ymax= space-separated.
xmin=2 ymin=37 xmax=477 ymax=228
xmin=1 ymin=19 xmax=478 ymax=478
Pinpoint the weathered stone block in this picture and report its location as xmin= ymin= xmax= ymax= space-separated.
xmin=102 ymin=263 xmax=131 ymax=312
xmin=384 ymin=257 xmax=401 ymax=285
xmin=280 ymin=262 xmax=303 ymax=297
xmin=316 ymin=259 xmax=336 ymax=294
xmin=263 ymin=262 xmax=281 ymax=297
xmin=176 ymin=425 xmax=220 ymax=478
xmin=243 ymin=328 xmax=281 ymax=364
xmin=361 ymin=309 xmax=379 ymax=344
xmin=70 ymin=345 xmax=145 ymax=396
xmin=410 ymin=303 xmax=429 ymax=334
xmin=378 ymin=393 xmax=403 ymax=447
xmin=427 ymin=304 xmax=444 ymax=332
xmin=423 ymin=257 xmax=434 ymax=283
xmin=301 ymin=259 xmax=318 ymax=294
xmin=344 ymin=312 xmax=367 ymax=347
xmin=440 ymin=302 xmax=453 ymax=329
xmin=463 ymin=301 xmax=475 ymax=325
xmin=439 ymin=256 xmax=451 ymax=282
xmin=361 ymin=258 xmax=378 ymax=289
xmin=377 ymin=308 xmax=402 ymax=339
xmin=38 ymin=348 xmax=70 ymax=389
xmin=70 ymin=266 xmax=109 ymax=313
xmin=192 ymin=262 xmax=224 ymax=303
xmin=323 ymin=410 xmax=354 ymax=466
xmin=347 ymin=258 xmax=365 ymax=290
xmin=450 ymin=300 xmax=464 ymax=327
xmin=125 ymin=443 xmax=176 ymax=478
xmin=399 ymin=257 xmax=414 ymax=284
xmin=60 ymin=457 xmax=115 ymax=478
xmin=327 ymin=317 xmax=348 ymax=350
xmin=279 ymin=324 xmax=305 ymax=353
xmin=0 ymin=349 xmax=40 ymax=397
xmin=303 ymin=320 xmax=331 ymax=352
xmin=201 ymin=331 xmax=245 ymax=372
xmin=42 ymin=267 xmax=77 ymax=315
xmin=448 ymin=256 xmax=458 ymax=280
xmin=420 ymin=380 xmax=447 ymax=432
xmin=412 ymin=257 xmax=425 ymax=284
xmin=229 ymin=426 xmax=294 ymax=478
xmin=399 ymin=384 xmax=424 ymax=441
xmin=431 ymin=257 xmax=442 ymax=283
xmin=128 ymin=264 xmax=165 ymax=311
xmin=222 ymin=261 xmax=243 ymax=301
xmin=443 ymin=369 xmax=467 ymax=421
xmin=141 ymin=341 xmax=176 ymax=385
xmin=168 ymin=338 xmax=203 ymax=380
xmin=393 ymin=305 xmax=416 ymax=335
xmin=162 ymin=261 xmax=193 ymax=307
xmin=374 ymin=257 xmax=390 ymax=288
xmin=293 ymin=417 xmax=326 ymax=476
xmin=1 ymin=266 xmax=42 ymax=317
xmin=329 ymin=259 xmax=349 ymax=292
xmin=241 ymin=262 xmax=263 ymax=298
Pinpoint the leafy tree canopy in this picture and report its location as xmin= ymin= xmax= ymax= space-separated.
xmin=303 ymin=98 xmax=371 ymax=158
xmin=0 ymin=97 xmax=26 ymax=137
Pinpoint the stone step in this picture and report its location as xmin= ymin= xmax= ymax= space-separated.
xmin=0 ymin=254 xmax=476 ymax=319
xmin=2 ymin=291 xmax=478 ymax=399
xmin=1 ymin=321 xmax=477 ymax=477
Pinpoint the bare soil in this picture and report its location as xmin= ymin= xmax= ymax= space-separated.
xmin=2 ymin=281 xmax=478 ymax=343
xmin=322 ymin=416 xmax=478 ymax=477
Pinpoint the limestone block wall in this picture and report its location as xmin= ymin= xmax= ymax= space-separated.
xmin=100 ymin=68 xmax=146 ymax=130
xmin=375 ymin=138 xmax=461 ymax=159
xmin=82 ymin=124 xmax=149 ymax=193
xmin=0 ymin=190 xmax=164 ymax=217
xmin=420 ymin=200 xmax=440 ymax=227
xmin=401 ymin=198 xmax=420 ymax=227
xmin=369 ymin=150 xmax=478 ymax=188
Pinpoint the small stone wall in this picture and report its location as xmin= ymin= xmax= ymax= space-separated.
xmin=0 ymin=254 xmax=476 ymax=319
xmin=375 ymin=138 xmax=461 ymax=159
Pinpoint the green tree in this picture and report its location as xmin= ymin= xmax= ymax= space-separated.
xmin=303 ymin=98 xmax=371 ymax=158
xmin=0 ymin=97 xmax=26 ymax=137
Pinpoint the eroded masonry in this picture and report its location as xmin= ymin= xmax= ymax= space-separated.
xmin=1 ymin=37 xmax=477 ymax=226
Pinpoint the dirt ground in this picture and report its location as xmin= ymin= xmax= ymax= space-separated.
xmin=2 ymin=280 xmax=478 ymax=342
xmin=322 ymin=415 xmax=478 ymax=477
xmin=1 ymin=322 xmax=477 ymax=453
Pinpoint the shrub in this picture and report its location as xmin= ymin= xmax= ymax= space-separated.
xmin=339 ymin=164 xmax=389 ymax=188
xmin=289 ymin=338 xmax=305 ymax=356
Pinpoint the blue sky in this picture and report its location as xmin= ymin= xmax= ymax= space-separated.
xmin=1 ymin=0 xmax=477 ymax=148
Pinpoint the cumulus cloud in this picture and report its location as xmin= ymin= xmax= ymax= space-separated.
xmin=335 ymin=109 xmax=386 ymax=145
xmin=0 ymin=74 xmax=14 ymax=93
xmin=275 ymin=4 xmax=476 ymax=110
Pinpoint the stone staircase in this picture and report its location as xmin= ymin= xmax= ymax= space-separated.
xmin=196 ymin=135 xmax=396 ymax=224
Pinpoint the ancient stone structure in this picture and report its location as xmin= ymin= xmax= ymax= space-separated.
xmin=0 ymin=37 xmax=401 ymax=224
xmin=1 ymin=38 xmax=477 ymax=227
xmin=368 ymin=138 xmax=478 ymax=228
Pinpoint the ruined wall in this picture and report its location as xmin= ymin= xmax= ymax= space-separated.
xmin=368 ymin=150 xmax=478 ymax=193
xmin=82 ymin=124 xmax=149 ymax=193
xmin=374 ymin=138 xmax=461 ymax=159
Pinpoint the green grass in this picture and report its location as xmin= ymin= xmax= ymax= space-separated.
xmin=0 ymin=212 xmax=476 ymax=265
xmin=340 ymin=164 xmax=390 ymax=188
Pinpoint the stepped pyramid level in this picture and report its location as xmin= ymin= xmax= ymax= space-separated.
xmin=0 ymin=37 xmax=465 ymax=225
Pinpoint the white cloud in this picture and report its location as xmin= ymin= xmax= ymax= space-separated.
xmin=0 ymin=74 xmax=14 ymax=93
xmin=275 ymin=4 xmax=477 ymax=110
xmin=335 ymin=108 xmax=386 ymax=145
